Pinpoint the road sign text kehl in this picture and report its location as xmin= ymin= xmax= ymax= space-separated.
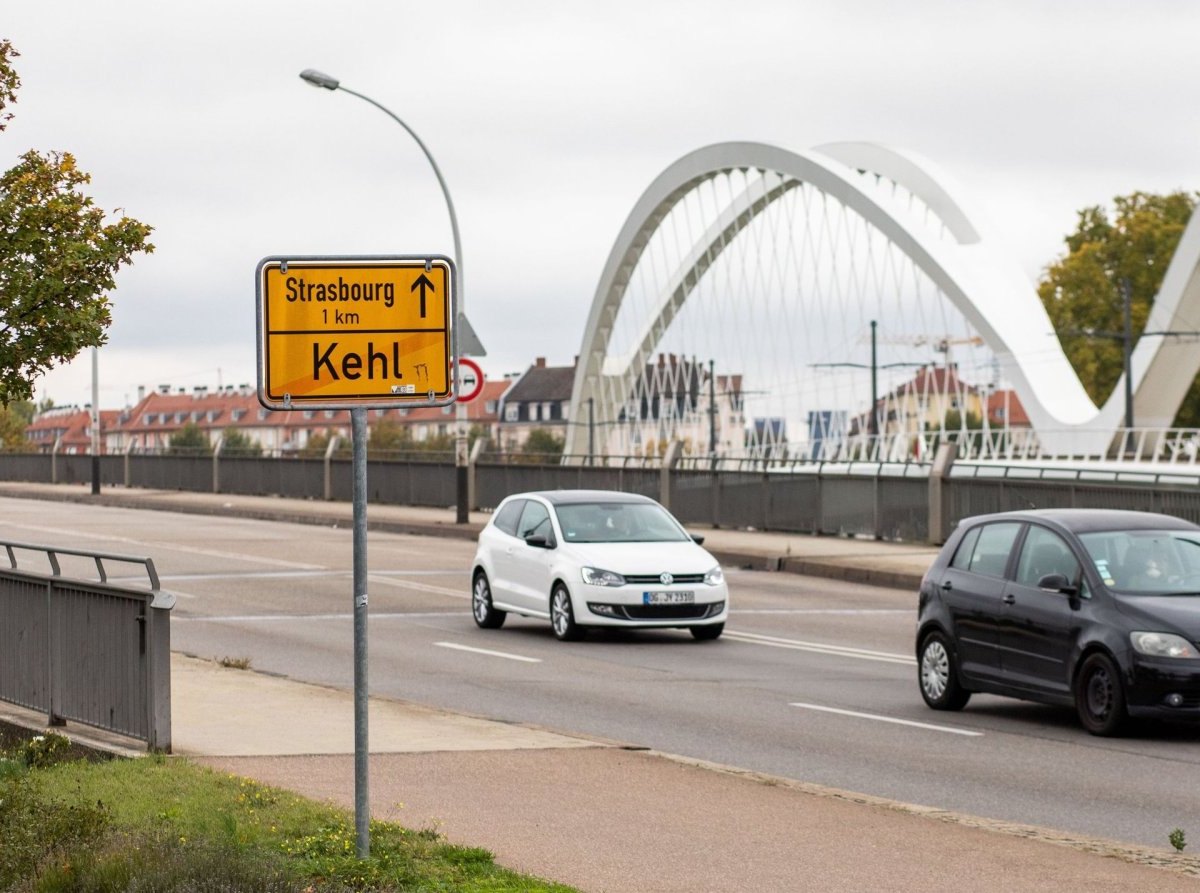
xmin=256 ymin=257 xmax=456 ymax=410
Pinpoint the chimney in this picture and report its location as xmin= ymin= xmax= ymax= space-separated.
xmin=159 ymin=384 xmax=170 ymax=395
xmin=137 ymin=385 xmax=145 ymax=403
xmin=535 ymin=357 xmax=546 ymax=368
xmin=194 ymin=386 xmax=207 ymax=399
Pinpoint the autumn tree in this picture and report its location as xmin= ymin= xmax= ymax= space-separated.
xmin=0 ymin=397 xmax=33 ymax=450
xmin=1038 ymin=191 xmax=1197 ymax=423
xmin=0 ymin=41 xmax=153 ymax=404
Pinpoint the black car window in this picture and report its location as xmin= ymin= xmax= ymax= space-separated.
xmin=950 ymin=526 xmax=982 ymax=571
xmin=517 ymin=501 xmax=553 ymax=540
xmin=1015 ymin=526 xmax=1079 ymax=587
xmin=493 ymin=499 xmax=525 ymax=536
xmin=968 ymin=522 xmax=1021 ymax=578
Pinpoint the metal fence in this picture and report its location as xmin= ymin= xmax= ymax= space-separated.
xmin=4 ymin=450 xmax=1200 ymax=544
xmin=0 ymin=540 xmax=173 ymax=751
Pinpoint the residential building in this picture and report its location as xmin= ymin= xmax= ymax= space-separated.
xmin=497 ymin=357 xmax=576 ymax=451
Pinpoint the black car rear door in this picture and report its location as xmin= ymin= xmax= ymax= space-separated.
xmin=936 ymin=521 xmax=1022 ymax=683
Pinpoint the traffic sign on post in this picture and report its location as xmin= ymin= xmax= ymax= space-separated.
xmin=256 ymin=255 xmax=457 ymax=410
xmin=456 ymin=357 xmax=485 ymax=403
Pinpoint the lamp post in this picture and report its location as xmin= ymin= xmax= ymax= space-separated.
xmin=300 ymin=68 xmax=472 ymax=525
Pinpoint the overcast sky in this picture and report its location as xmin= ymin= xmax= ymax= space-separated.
xmin=6 ymin=1 xmax=1198 ymax=409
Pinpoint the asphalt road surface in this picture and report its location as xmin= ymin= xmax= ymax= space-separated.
xmin=5 ymin=496 xmax=1200 ymax=851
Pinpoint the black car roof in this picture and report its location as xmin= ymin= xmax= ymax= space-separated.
xmin=522 ymin=490 xmax=658 ymax=506
xmin=959 ymin=508 xmax=1200 ymax=534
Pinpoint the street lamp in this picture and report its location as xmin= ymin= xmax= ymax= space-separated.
xmin=300 ymin=68 xmax=473 ymax=525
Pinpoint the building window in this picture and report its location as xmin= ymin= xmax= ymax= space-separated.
xmin=505 ymin=404 xmax=519 ymax=422
xmin=543 ymin=402 xmax=554 ymax=420
xmin=561 ymin=401 xmax=570 ymax=420
xmin=258 ymin=408 xmax=268 ymax=420
xmin=485 ymin=400 xmax=497 ymax=414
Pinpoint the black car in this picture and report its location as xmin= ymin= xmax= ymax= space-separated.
xmin=916 ymin=508 xmax=1200 ymax=735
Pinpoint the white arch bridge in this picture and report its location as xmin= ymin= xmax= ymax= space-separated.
xmin=562 ymin=142 xmax=1200 ymax=466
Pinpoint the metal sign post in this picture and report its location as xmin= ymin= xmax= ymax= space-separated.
xmin=351 ymin=406 xmax=369 ymax=856
xmin=256 ymin=254 xmax=457 ymax=859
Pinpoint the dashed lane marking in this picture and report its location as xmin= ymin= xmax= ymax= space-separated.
xmin=789 ymin=702 xmax=983 ymax=736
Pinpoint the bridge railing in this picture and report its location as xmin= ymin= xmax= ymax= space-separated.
xmin=0 ymin=540 xmax=174 ymax=751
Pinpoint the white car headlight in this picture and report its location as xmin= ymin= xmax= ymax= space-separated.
xmin=1130 ymin=631 xmax=1199 ymax=659
xmin=581 ymin=567 xmax=626 ymax=587
xmin=704 ymin=566 xmax=725 ymax=586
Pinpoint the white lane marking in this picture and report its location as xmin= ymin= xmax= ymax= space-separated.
xmin=175 ymin=611 xmax=460 ymax=622
xmin=434 ymin=641 xmax=542 ymax=663
xmin=789 ymin=702 xmax=983 ymax=737
xmin=733 ymin=609 xmax=911 ymax=615
xmin=8 ymin=522 xmax=326 ymax=570
xmin=725 ymin=630 xmax=915 ymax=665
xmin=159 ymin=569 xmax=465 ymax=582
xmin=368 ymin=575 xmax=468 ymax=599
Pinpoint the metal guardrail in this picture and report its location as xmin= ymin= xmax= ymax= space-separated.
xmin=0 ymin=540 xmax=174 ymax=751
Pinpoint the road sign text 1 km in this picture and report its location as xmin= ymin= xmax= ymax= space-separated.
xmin=256 ymin=256 xmax=457 ymax=410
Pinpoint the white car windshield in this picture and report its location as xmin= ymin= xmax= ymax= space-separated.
xmin=1079 ymin=529 xmax=1200 ymax=594
xmin=554 ymin=502 xmax=691 ymax=544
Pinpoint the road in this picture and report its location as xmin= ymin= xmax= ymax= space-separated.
xmin=5 ymin=495 xmax=1200 ymax=851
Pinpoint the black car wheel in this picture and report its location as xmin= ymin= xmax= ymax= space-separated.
xmin=1074 ymin=652 xmax=1128 ymax=736
xmin=918 ymin=631 xmax=971 ymax=710
xmin=551 ymin=584 xmax=585 ymax=641
xmin=471 ymin=572 xmax=506 ymax=629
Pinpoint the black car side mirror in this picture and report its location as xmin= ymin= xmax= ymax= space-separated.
xmin=1037 ymin=572 xmax=1077 ymax=595
xmin=525 ymin=534 xmax=555 ymax=549
xmin=691 ymin=534 xmax=705 ymax=546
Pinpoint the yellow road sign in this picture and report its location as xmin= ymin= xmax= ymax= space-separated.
xmin=256 ymin=256 xmax=456 ymax=409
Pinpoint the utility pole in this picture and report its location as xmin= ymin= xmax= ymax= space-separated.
xmin=870 ymin=320 xmax=878 ymax=439
xmin=708 ymin=358 xmax=717 ymax=466
xmin=1122 ymin=277 xmax=1134 ymax=434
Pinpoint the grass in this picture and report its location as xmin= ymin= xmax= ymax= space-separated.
xmin=0 ymin=730 xmax=577 ymax=893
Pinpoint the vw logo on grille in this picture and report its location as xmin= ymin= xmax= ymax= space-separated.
xmin=660 ymin=573 xmax=674 ymax=585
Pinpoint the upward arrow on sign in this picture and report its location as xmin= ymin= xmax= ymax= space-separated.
xmin=411 ymin=274 xmax=435 ymax=318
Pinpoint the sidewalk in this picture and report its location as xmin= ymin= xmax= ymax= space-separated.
xmin=2 ymin=482 xmax=1197 ymax=890
xmin=0 ymin=480 xmax=939 ymax=590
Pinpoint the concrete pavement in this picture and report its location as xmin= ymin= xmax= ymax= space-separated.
xmin=2 ymin=481 xmax=1198 ymax=890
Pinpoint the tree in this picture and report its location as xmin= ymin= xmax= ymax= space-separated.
xmin=218 ymin=427 xmax=260 ymax=457
xmin=368 ymin=419 xmax=414 ymax=456
xmin=0 ymin=397 xmax=32 ymax=450
xmin=0 ymin=41 xmax=153 ymax=404
xmin=167 ymin=422 xmax=211 ymax=455
xmin=520 ymin=428 xmax=565 ymax=462
xmin=1038 ymin=191 xmax=1197 ymax=423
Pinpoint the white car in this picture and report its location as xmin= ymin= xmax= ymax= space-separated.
xmin=471 ymin=490 xmax=729 ymax=641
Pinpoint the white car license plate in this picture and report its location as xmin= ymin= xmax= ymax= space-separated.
xmin=643 ymin=591 xmax=694 ymax=605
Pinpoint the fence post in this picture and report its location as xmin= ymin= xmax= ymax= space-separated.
xmin=324 ymin=435 xmax=340 ymax=501
xmin=145 ymin=589 xmax=174 ymax=752
xmin=660 ymin=441 xmax=683 ymax=510
xmin=124 ymin=438 xmax=137 ymax=488
xmin=212 ymin=435 xmax=224 ymax=494
xmin=51 ymin=435 xmax=62 ymax=484
xmin=468 ymin=437 xmax=485 ymax=511
xmin=928 ymin=442 xmax=958 ymax=544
